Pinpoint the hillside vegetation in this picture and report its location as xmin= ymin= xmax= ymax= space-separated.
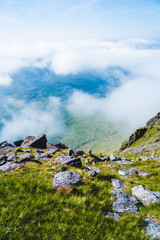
xmin=0 ymin=113 xmax=160 ymax=239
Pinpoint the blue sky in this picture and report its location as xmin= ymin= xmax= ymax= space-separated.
xmin=0 ymin=0 xmax=160 ymax=41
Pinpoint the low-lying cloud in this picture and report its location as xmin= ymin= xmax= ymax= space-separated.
xmin=0 ymin=39 xmax=160 ymax=137
xmin=0 ymin=97 xmax=66 ymax=142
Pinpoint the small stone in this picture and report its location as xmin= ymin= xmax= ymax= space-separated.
xmin=116 ymin=160 xmax=133 ymax=166
xmin=100 ymin=156 xmax=110 ymax=161
xmin=68 ymin=149 xmax=74 ymax=156
xmin=105 ymin=211 xmax=120 ymax=221
xmin=118 ymin=168 xmax=138 ymax=176
xmin=140 ymin=156 xmax=150 ymax=161
xmin=87 ymin=150 xmax=92 ymax=155
xmin=85 ymin=164 xmax=101 ymax=173
xmin=110 ymin=155 xmax=119 ymax=161
xmin=108 ymin=162 xmax=115 ymax=168
xmin=138 ymin=171 xmax=150 ymax=177
xmin=52 ymin=171 xmax=81 ymax=187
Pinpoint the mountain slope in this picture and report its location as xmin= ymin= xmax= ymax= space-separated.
xmin=120 ymin=112 xmax=160 ymax=156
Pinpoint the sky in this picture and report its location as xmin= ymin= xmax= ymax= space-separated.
xmin=0 ymin=0 xmax=160 ymax=41
xmin=0 ymin=0 xmax=160 ymax=141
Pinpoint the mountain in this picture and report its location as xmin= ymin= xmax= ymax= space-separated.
xmin=120 ymin=112 xmax=160 ymax=156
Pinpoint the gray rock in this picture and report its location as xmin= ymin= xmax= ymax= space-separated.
xmin=6 ymin=152 xmax=16 ymax=161
xmin=111 ymin=179 xmax=125 ymax=191
xmin=110 ymin=154 xmax=119 ymax=161
xmin=108 ymin=162 xmax=115 ymax=168
xmin=116 ymin=160 xmax=133 ymax=166
xmin=68 ymin=149 xmax=74 ymax=156
xmin=35 ymin=152 xmax=51 ymax=160
xmin=52 ymin=171 xmax=81 ymax=187
xmin=140 ymin=156 xmax=150 ymax=161
xmin=122 ymin=157 xmax=129 ymax=161
xmin=21 ymin=134 xmax=47 ymax=149
xmin=111 ymin=191 xmax=140 ymax=213
xmin=46 ymin=148 xmax=58 ymax=155
xmin=118 ymin=168 xmax=138 ymax=176
xmin=87 ymin=150 xmax=92 ymax=155
xmin=0 ymin=155 xmax=7 ymax=165
xmin=47 ymin=142 xmax=67 ymax=149
xmin=55 ymin=155 xmax=82 ymax=168
xmin=16 ymin=153 xmax=31 ymax=163
xmin=74 ymin=150 xmax=84 ymax=156
xmin=0 ymin=162 xmax=17 ymax=172
xmin=100 ymin=156 xmax=110 ymax=161
xmin=138 ymin=171 xmax=150 ymax=177
xmin=105 ymin=211 xmax=120 ymax=221
xmin=131 ymin=185 xmax=160 ymax=205
xmin=13 ymin=140 xmax=23 ymax=147
xmin=145 ymin=218 xmax=160 ymax=239
xmin=85 ymin=164 xmax=101 ymax=173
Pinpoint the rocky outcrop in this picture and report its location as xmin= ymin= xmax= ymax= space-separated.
xmin=120 ymin=127 xmax=147 ymax=151
xmin=21 ymin=134 xmax=47 ymax=149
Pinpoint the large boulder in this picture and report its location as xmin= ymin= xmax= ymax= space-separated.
xmin=52 ymin=171 xmax=81 ymax=188
xmin=21 ymin=134 xmax=47 ymax=149
xmin=55 ymin=155 xmax=82 ymax=168
xmin=131 ymin=185 xmax=160 ymax=205
xmin=111 ymin=191 xmax=140 ymax=213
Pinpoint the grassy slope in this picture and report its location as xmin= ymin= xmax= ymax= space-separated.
xmin=61 ymin=117 xmax=127 ymax=153
xmin=1 ymin=147 xmax=160 ymax=239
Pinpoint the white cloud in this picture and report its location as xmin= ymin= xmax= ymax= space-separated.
xmin=67 ymin=76 xmax=160 ymax=129
xmin=0 ymin=97 xmax=66 ymax=142
xmin=0 ymin=39 xmax=160 ymax=132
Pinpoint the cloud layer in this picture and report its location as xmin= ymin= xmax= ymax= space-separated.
xmin=0 ymin=97 xmax=66 ymax=142
xmin=0 ymin=39 xmax=160 ymax=138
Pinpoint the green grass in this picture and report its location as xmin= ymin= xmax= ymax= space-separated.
xmin=1 ymin=147 xmax=160 ymax=239
xmin=61 ymin=117 xmax=128 ymax=153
